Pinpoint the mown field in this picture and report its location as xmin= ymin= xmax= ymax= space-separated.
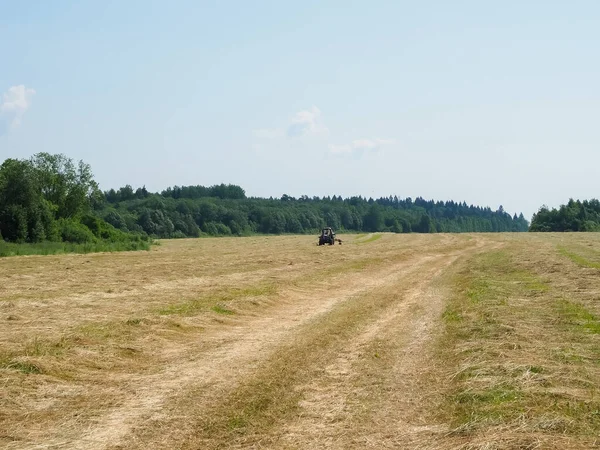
xmin=1 ymin=233 xmax=600 ymax=449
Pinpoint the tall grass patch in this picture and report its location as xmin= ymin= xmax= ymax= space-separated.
xmin=0 ymin=239 xmax=150 ymax=257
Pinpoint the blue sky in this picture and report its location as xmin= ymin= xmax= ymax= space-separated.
xmin=1 ymin=1 xmax=599 ymax=220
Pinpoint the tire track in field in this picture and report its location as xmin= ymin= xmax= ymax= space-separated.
xmin=56 ymin=251 xmax=457 ymax=449
xmin=131 ymin=253 xmax=454 ymax=450
xmin=35 ymin=237 xmax=482 ymax=450
xmin=272 ymin=248 xmax=466 ymax=449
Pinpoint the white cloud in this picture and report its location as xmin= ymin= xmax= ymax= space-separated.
xmin=287 ymin=106 xmax=328 ymax=137
xmin=252 ymin=128 xmax=283 ymax=139
xmin=329 ymin=138 xmax=396 ymax=156
xmin=253 ymin=106 xmax=328 ymax=140
xmin=328 ymin=143 xmax=353 ymax=154
xmin=0 ymin=85 xmax=36 ymax=130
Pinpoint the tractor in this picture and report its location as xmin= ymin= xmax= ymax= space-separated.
xmin=318 ymin=227 xmax=342 ymax=245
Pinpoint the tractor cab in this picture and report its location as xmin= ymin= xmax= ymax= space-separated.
xmin=318 ymin=227 xmax=336 ymax=246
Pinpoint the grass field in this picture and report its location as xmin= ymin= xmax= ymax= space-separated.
xmin=0 ymin=239 xmax=151 ymax=257
xmin=2 ymin=233 xmax=600 ymax=449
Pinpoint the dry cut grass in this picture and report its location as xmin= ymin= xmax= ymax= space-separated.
xmin=3 ymin=232 xmax=600 ymax=449
xmin=437 ymin=233 xmax=600 ymax=449
xmin=1 ymin=233 xmax=467 ymax=449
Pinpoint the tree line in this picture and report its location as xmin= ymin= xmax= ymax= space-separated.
xmin=530 ymin=199 xmax=600 ymax=232
xmin=0 ymin=153 xmax=149 ymax=250
xmin=0 ymin=153 xmax=530 ymax=246
xmin=99 ymin=186 xmax=528 ymax=238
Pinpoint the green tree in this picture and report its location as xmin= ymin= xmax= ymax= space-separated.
xmin=30 ymin=153 xmax=99 ymax=219
xmin=0 ymin=158 xmax=53 ymax=242
xmin=363 ymin=204 xmax=384 ymax=232
xmin=417 ymin=214 xmax=435 ymax=233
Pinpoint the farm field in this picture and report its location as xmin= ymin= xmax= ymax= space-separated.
xmin=2 ymin=233 xmax=600 ymax=449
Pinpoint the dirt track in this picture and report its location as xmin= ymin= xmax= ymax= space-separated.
xmin=1 ymin=234 xmax=493 ymax=449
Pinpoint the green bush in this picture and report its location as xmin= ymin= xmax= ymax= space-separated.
xmin=57 ymin=219 xmax=97 ymax=244
xmin=103 ymin=210 xmax=128 ymax=231
xmin=214 ymin=223 xmax=232 ymax=236
xmin=203 ymin=222 xmax=219 ymax=235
